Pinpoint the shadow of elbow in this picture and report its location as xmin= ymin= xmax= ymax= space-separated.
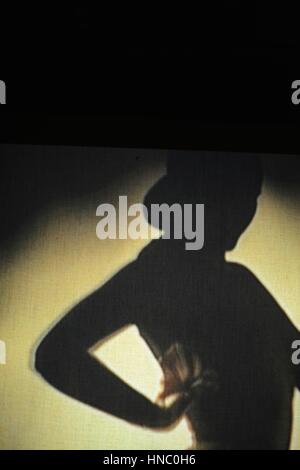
xmin=34 ymin=337 xmax=60 ymax=384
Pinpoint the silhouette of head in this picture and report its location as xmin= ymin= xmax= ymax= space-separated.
xmin=144 ymin=151 xmax=263 ymax=253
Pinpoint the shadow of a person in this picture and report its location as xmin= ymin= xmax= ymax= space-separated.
xmin=35 ymin=152 xmax=300 ymax=449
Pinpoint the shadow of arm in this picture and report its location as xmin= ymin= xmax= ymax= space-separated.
xmin=34 ymin=264 xmax=175 ymax=429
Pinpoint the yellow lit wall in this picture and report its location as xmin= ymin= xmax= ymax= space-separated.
xmin=0 ymin=150 xmax=299 ymax=449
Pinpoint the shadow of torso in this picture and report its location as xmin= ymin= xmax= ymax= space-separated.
xmin=131 ymin=240 xmax=297 ymax=449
